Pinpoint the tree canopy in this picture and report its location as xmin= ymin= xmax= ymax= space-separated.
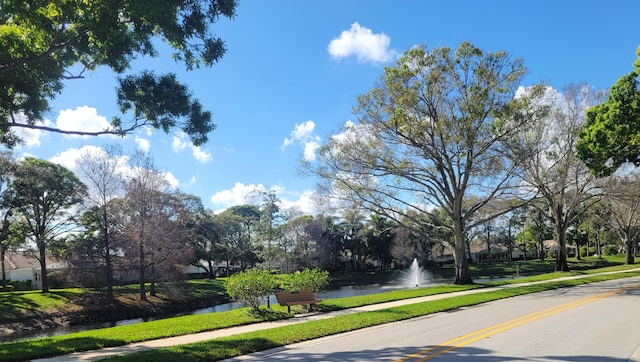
xmin=307 ymin=42 xmax=535 ymax=284
xmin=577 ymin=46 xmax=640 ymax=176
xmin=0 ymin=0 xmax=237 ymax=147
xmin=8 ymin=157 xmax=87 ymax=292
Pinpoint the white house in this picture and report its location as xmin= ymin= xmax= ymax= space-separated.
xmin=2 ymin=250 xmax=65 ymax=290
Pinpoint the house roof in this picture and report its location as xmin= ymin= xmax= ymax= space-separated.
xmin=3 ymin=250 xmax=64 ymax=270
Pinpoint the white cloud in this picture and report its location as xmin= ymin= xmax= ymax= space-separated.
xmin=304 ymin=142 xmax=320 ymax=162
xmin=192 ymin=146 xmax=213 ymax=163
xmin=210 ymin=182 xmax=266 ymax=211
xmin=210 ymin=182 xmax=317 ymax=215
xmin=172 ymin=132 xmax=213 ymax=164
xmin=281 ymin=120 xmax=322 ymax=161
xmin=13 ymin=116 xmax=52 ymax=148
xmin=279 ymin=190 xmax=316 ymax=215
xmin=49 ymin=147 xmax=90 ymax=172
xmin=135 ymin=136 xmax=151 ymax=152
xmin=164 ymin=172 xmax=179 ymax=189
xmin=55 ymin=106 xmax=113 ymax=138
xmin=49 ymin=145 xmax=131 ymax=180
xmin=328 ymin=22 xmax=397 ymax=64
xmin=172 ymin=134 xmax=189 ymax=152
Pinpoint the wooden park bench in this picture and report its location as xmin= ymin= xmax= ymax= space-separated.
xmin=275 ymin=290 xmax=322 ymax=313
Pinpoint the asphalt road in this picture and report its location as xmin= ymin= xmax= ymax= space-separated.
xmin=228 ymin=276 xmax=640 ymax=361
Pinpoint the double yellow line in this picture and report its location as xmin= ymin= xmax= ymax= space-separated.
xmin=395 ymin=286 xmax=634 ymax=361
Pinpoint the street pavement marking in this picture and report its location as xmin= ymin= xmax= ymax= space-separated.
xmin=395 ymin=285 xmax=637 ymax=361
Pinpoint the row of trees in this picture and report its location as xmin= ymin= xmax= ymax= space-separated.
xmin=0 ymin=141 xmax=637 ymax=300
xmin=304 ymin=42 xmax=640 ymax=284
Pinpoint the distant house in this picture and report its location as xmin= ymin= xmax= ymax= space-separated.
xmin=1 ymin=250 xmax=65 ymax=290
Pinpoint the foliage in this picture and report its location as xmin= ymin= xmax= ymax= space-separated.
xmin=225 ymin=269 xmax=276 ymax=311
xmin=602 ymin=245 xmax=620 ymax=256
xmin=577 ymin=47 xmax=640 ymax=176
xmin=7 ymin=157 xmax=87 ymax=292
xmin=285 ymin=268 xmax=330 ymax=293
xmin=2 ymin=280 xmax=30 ymax=291
xmin=0 ymin=0 xmax=237 ymax=147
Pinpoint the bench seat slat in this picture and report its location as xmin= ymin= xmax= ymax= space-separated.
xmin=275 ymin=290 xmax=322 ymax=312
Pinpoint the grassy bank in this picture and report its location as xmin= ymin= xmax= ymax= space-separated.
xmin=0 ymin=260 xmax=638 ymax=361
xmin=0 ymin=280 xmax=229 ymax=325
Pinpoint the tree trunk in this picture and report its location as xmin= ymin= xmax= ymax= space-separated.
xmin=38 ymin=243 xmax=49 ymax=292
xmin=102 ymin=208 xmax=114 ymax=303
xmin=139 ymin=242 xmax=147 ymax=301
xmin=207 ymin=259 xmax=214 ymax=279
xmin=625 ymin=235 xmax=635 ymax=265
xmin=538 ymin=237 xmax=545 ymax=260
xmin=1 ymin=247 xmax=6 ymax=289
xmin=453 ymin=225 xmax=473 ymax=284
xmin=554 ymin=226 xmax=569 ymax=272
xmin=149 ymin=264 xmax=157 ymax=297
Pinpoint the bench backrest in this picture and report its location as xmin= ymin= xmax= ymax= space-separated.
xmin=275 ymin=290 xmax=317 ymax=304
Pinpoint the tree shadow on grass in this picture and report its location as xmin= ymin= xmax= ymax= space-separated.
xmin=91 ymin=338 xmax=283 ymax=362
xmin=0 ymin=293 xmax=43 ymax=320
xmin=0 ymin=335 xmax=129 ymax=362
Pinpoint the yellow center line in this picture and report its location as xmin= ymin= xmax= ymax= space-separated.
xmin=395 ymin=285 xmax=636 ymax=362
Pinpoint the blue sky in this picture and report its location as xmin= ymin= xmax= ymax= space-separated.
xmin=8 ymin=0 xmax=640 ymax=214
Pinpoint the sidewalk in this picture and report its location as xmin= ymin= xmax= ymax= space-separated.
xmin=33 ymin=269 xmax=640 ymax=362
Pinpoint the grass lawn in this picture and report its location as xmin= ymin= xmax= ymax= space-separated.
xmin=0 ymin=258 xmax=638 ymax=362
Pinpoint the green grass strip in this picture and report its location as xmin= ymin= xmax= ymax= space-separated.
xmin=103 ymin=271 xmax=640 ymax=361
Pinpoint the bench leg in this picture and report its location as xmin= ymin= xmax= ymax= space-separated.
xmin=287 ymin=306 xmax=291 ymax=313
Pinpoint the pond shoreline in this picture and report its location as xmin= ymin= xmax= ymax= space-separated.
xmin=0 ymin=291 xmax=231 ymax=342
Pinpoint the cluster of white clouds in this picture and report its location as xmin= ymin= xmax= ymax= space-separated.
xmin=56 ymin=106 xmax=113 ymax=136
xmin=327 ymin=22 xmax=397 ymax=64
xmin=209 ymin=182 xmax=316 ymax=215
xmin=172 ymin=132 xmax=213 ymax=163
xmin=48 ymin=145 xmax=180 ymax=189
xmin=281 ymin=120 xmax=321 ymax=161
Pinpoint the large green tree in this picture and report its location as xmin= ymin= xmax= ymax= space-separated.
xmin=577 ymin=47 xmax=640 ymax=176
xmin=8 ymin=158 xmax=87 ymax=292
xmin=307 ymin=42 xmax=534 ymax=284
xmin=0 ymin=0 xmax=237 ymax=147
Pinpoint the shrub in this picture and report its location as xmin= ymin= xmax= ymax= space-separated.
xmin=10 ymin=280 xmax=32 ymax=291
xmin=547 ymin=250 xmax=557 ymax=258
xmin=225 ymin=268 xmax=275 ymax=312
xmin=602 ymin=244 xmax=619 ymax=256
xmin=580 ymin=246 xmax=597 ymax=257
xmin=286 ymin=268 xmax=329 ymax=293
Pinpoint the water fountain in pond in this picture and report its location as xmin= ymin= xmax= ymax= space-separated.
xmin=400 ymin=258 xmax=432 ymax=287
